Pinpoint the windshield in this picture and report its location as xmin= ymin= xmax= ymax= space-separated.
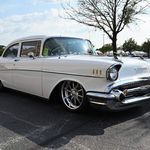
xmin=42 ymin=37 xmax=95 ymax=56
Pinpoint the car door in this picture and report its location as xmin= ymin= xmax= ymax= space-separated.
xmin=0 ymin=43 xmax=19 ymax=88
xmin=13 ymin=40 xmax=43 ymax=97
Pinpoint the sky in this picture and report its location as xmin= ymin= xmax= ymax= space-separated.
xmin=0 ymin=0 xmax=149 ymax=48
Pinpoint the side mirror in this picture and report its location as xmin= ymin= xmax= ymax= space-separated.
xmin=27 ymin=52 xmax=35 ymax=59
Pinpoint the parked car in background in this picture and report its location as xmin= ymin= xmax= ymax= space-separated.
xmin=95 ymin=50 xmax=103 ymax=56
xmin=0 ymin=36 xmax=150 ymax=112
xmin=131 ymin=51 xmax=148 ymax=57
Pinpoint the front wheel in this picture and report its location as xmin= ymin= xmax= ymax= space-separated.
xmin=61 ymin=81 xmax=87 ymax=112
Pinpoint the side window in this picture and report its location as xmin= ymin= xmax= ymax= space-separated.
xmin=21 ymin=41 xmax=41 ymax=57
xmin=43 ymin=39 xmax=58 ymax=56
xmin=3 ymin=44 xmax=19 ymax=58
xmin=43 ymin=39 xmax=66 ymax=56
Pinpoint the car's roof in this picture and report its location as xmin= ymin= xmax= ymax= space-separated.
xmin=10 ymin=35 xmax=87 ymax=45
xmin=10 ymin=35 xmax=48 ymax=44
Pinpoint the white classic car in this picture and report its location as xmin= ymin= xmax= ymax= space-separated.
xmin=0 ymin=35 xmax=150 ymax=112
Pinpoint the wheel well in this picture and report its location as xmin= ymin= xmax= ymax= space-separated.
xmin=0 ymin=80 xmax=4 ymax=89
xmin=49 ymin=80 xmax=85 ymax=102
xmin=49 ymin=81 xmax=64 ymax=102
xmin=0 ymin=80 xmax=3 ymax=86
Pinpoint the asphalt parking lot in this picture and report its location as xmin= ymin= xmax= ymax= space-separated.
xmin=0 ymin=89 xmax=150 ymax=150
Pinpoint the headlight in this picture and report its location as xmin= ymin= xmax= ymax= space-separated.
xmin=106 ymin=65 xmax=121 ymax=81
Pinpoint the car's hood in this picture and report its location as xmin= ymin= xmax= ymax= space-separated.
xmin=117 ymin=57 xmax=150 ymax=79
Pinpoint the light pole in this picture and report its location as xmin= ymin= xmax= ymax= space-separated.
xmin=103 ymin=31 xmax=105 ymax=46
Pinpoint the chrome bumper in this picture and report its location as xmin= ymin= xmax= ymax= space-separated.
xmin=87 ymin=78 xmax=150 ymax=110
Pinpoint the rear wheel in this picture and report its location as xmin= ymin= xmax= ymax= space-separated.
xmin=61 ymin=81 xmax=87 ymax=112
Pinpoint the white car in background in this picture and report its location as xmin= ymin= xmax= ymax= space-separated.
xmin=0 ymin=35 xmax=150 ymax=112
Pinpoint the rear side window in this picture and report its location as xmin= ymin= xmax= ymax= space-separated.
xmin=21 ymin=41 xmax=41 ymax=57
xmin=3 ymin=43 xmax=19 ymax=58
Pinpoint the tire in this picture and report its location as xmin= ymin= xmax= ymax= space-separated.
xmin=61 ymin=81 xmax=87 ymax=112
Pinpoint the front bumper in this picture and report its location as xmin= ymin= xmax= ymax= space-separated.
xmin=87 ymin=78 xmax=150 ymax=110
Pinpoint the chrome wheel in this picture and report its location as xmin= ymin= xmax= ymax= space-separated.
xmin=61 ymin=81 xmax=85 ymax=110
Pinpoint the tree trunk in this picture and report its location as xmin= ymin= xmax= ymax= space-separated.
xmin=112 ymin=32 xmax=117 ymax=59
xmin=112 ymin=0 xmax=117 ymax=59
xmin=148 ymin=50 xmax=150 ymax=58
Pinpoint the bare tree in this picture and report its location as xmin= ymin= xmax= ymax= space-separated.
xmin=63 ymin=0 xmax=149 ymax=58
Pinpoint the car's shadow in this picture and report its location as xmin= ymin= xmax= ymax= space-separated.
xmin=0 ymin=89 xmax=150 ymax=149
